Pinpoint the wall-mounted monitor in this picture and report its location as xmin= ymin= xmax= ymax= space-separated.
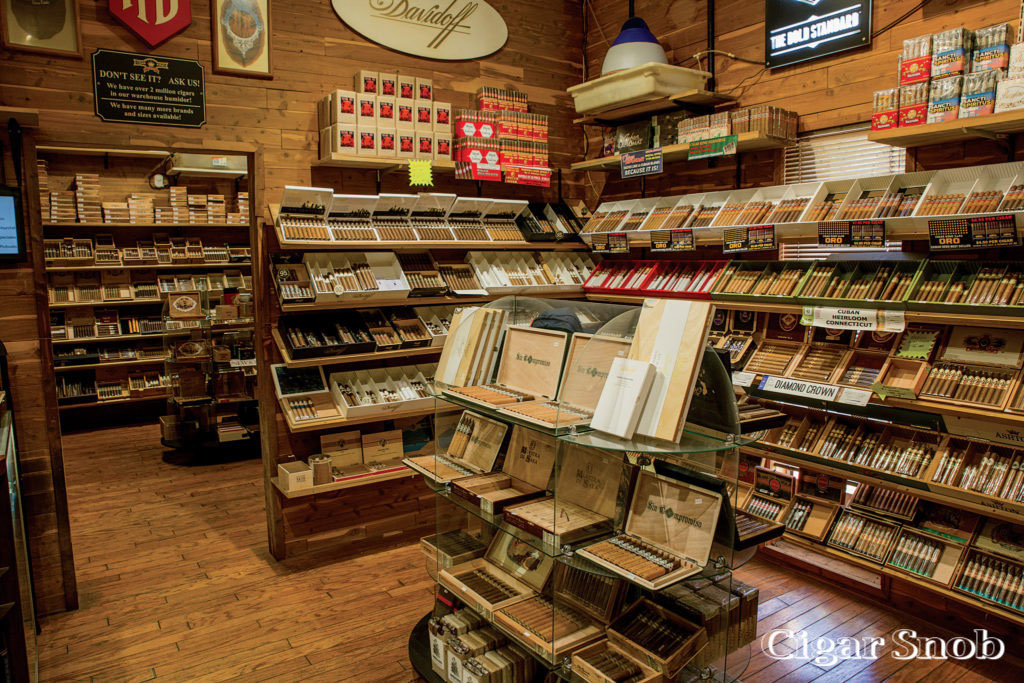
xmin=0 ymin=187 xmax=25 ymax=263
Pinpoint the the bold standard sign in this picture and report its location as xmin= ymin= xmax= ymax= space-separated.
xmin=332 ymin=0 xmax=508 ymax=61
xmin=765 ymin=0 xmax=871 ymax=68
xmin=92 ymin=49 xmax=206 ymax=128
xmin=110 ymin=0 xmax=192 ymax=47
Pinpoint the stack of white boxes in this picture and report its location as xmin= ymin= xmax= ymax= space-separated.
xmin=319 ymin=69 xmax=453 ymax=162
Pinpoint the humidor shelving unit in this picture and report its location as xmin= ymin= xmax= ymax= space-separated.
xmin=413 ymin=298 xmax=768 ymax=681
xmin=570 ymin=131 xmax=791 ymax=173
xmin=258 ymin=186 xmax=597 ymax=563
xmin=36 ymin=144 xmax=261 ymax=452
xmin=867 ymin=108 xmax=1024 ymax=148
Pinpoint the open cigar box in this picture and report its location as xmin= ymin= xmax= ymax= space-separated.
xmin=784 ymin=468 xmax=844 ymax=541
xmin=494 ymin=561 xmax=622 ymax=665
xmin=420 ymin=529 xmax=490 ymax=580
xmin=827 ymin=509 xmax=901 ymax=564
xmin=763 ymin=407 xmax=828 ymax=452
xmin=573 ymin=638 xmax=663 ymax=683
xmin=439 ymin=529 xmax=554 ymax=620
xmin=498 ymin=332 xmax=631 ymax=431
xmin=742 ymin=312 xmax=806 ymax=377
xmin=271 ymin=365 xmax=340 ymax=426
xmin=435 ymin=307 xmax=509 ymax=388
xmin=578 ymin=469 xmax=722 ymax=590
xmin=606 ymin=598 xmax=708 ymax=678
xmin=715 ymin=310 xmax=758 ymax=370
xmin=503 ymin=444 xmax=620 ymax=553
xmin=787 ymin=327 xmax=853 ymax=384
xmin=451 ymin=426 xmax=557 ymax=514
xmin=885 ymin=526 xmax=967 ymax=587
xmin=850 ymin=483 xmax=920 ymax=521
xmin=404 ymin=410 xmax=508 ymax=485
xmin=953 ymin=546 xmax=1024 ymax=616
xmin=443 ymin=325 xmax=568 ymax=410
xmin=917 ymin=326 xmax=1024 ymax=410
xmin=735 ymin=397 xmax=788 ymax=433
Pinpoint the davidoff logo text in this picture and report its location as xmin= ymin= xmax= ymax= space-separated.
xmin=369 ymin=0 xmax=477 ymax=49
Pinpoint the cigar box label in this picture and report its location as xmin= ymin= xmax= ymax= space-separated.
xmin=419 ymin=135 xmax=434 ymax=155
xmin=871 ymin=110 xmax=898 ymax=130
xmin=380 ymin=131 xmax=396 ymax=151
xmin=960 ymin=91 xmax=996 ymax=118
xmin=732 ymin=371 xmax=756 ymax=387
xmin=800 ymin=306 xmax=906 ymax=333
xmin=399 ymin=134 xmax=415 ymax=154
xmin=336 ymin=127 xmax=356 ymax=152
xmin=398 ymin=103 xmax=414 ymax=123
xmin=899 ymin=103 xmax=928 ymax=126
xmin=973 ymin=45 xmax=1010 ymax=72
xmin=380 ymin=75 xmax=397 ymax=96
xmin=417 ymin=103 xmax=433 ymax=125
xmin=378 ymin=98 xmax=395 ymax=121
xmin=399 ymin=77 xmax=415 ymax=99
xmin=837 ymin=387 xmax=872 ymax=406
xmin=758 ymin=375 xmax=840 ymax=401
xmin=359 ymin=129 xmax=377 ymax=151
xmin=932 ymin=48 xmax=967 ymax=76
xmin=900 ymin=55 xmax=931 ymax=85
xmin=926 ymin=96 xmax=960 ymax=124
xmin=359 ymin=96 xmax=376 ymax=119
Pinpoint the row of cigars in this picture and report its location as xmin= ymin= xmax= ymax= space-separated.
xmin=580 ymin=161 xmax=1024 ymax=237
xmin=585 ymin=257 xmax=1024 ymax=314
xmin=48 ymin=269 xmax=251 ymax=306
xmin=44 ymin=236 xmax=252 ymax=269
xmin=273 ymin=189 xmax=583 ymax=247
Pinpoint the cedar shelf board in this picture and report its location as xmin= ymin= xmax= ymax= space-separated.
xmin=867 ymin=109 xmax=1024 ymax=148
xmin=569 ymin=131 xmax=792 ymax=171
xmin=766 ymin=534 xmax=1024 ymax=628
xmin=280 ymin=292 xmax=582 ymax=313
xmin=167 ymin=167 xmax=248 ymax=179
xmin=313 ymin=154 xmax=457 ymax=173
xmin=54 ymin=358 xmax=168 ymax=372
xmin=46 ymin=262 xmax=252 ymax=272
xmin=37 ymin=145 xmax=169 ymax=158
xmin=50 ymin=299 xmax=164 ymax=309
xmin=271 ymin=468 xmax=417 ymax=499
xmin=57 ymin=395 xmax=166 ymax=410
xmin=573 ymin=89 xmax=737 ymax=126
xmin=44 ymin=223 xmax=252 ymax=229
xmin=272 ymin=327 xmax=442 ymax=368
xmin=284 ymin=404 xmax=460 ymax=433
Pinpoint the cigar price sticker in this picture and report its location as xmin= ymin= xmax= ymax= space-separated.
xmin=837 ymin=387 xmax=872 ymax=406
xmin=801 ymin=306 xmax=906 ymax=332
xmin=591 ymin=232 xmax=630 ymax=254
xmin=758 ymin=376 xmax=840 ymax=402
xmin=722 ymin=225 xmax=777 ymax=253
xmin=650 ymin=228 xmax=695 ymax=252
xmin=229 ymin=358 xmax=256 ymax=368
xmin=817 ymin=220 xmax=886 ymax=248
xmin=928 ymin=215 xmax=1019 ymax=250
xmin=620 ymin=148 xmax=664 ymax=178
xmin=92 ymin=49 xmax=205 ymax=128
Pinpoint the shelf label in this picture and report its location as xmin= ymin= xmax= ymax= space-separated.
xmin=733 ymin=371 xmax=756 ymax=387
xmin=620 ymin=148 xmax=663 ymax=178
xmin=723 ymin=225 xmax=777 ymax=253
xmin=650 ymin=228 xmax=695 ymax=252
xmin=759 ymin=375 xmax=840 ymax=401
xmin=928 ymin=214 xmax=1019 ymax=250
xmin=817 ymin=220 xmax=886 ymax=248
xmin=800 ymin=306 xmax=906 ymax=332
xmin=230 ymin=358 xmax=257 ymax=368
xmin=688 ymin=135 xmax=738 ymax=160
xmin=590 ymin=233 xmax=629 ymax=254
xmin=837 ymin=387 xmax=872 ymax=406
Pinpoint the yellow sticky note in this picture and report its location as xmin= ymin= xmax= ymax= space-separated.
xmin=408 ymin=159 xmax=434 ymax=186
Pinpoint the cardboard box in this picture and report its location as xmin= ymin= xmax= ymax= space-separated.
xmin=379 ymin=128 xmax=397 ymax=157
xmin=278 ymin=461 xmax=312 ymax=491
xmin=357 ymin=93 xmax=377 ymax=124
xmin=398 ymin=73 xmax=416 ymax=99
xmin=433 ymin=101 xmax=452 ymax=130
xmin=416 ymin=76 xmax=433 ymax=100
xmin=320 ymin=124 xmax=357 ymax=158
xmin=376 ymin=95 xmax=396 ymax=126
xmin=396 ymin=99 xmax=415 ymax=128
xmin=398 ymin=131 xmax=416 ymax=158
xmin=415 ymin=99 xmax=433 ymax=128
xmin=435 ymin=132 xmax=452 ymax=161
xmin=417 ymin=131 xmax=435 ymax=159
xmin=379 ymin=71 xmax=397 ymax=96
xmin=356 ymin=69 xmax=378 ymax=94
xmin=324 ymin=89 xmax=356 ymax=126
xmin=357 ymin=126 xmax=378 ymax=156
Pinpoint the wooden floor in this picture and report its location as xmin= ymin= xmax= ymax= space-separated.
xmin=35 ymin=423 xmax=1014 ymax=681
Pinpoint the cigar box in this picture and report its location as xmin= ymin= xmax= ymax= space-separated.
xmin=276 ymin=313 xmax=375 ymax=359
xmin=421 ymin=530 xmax=489 ymax=581
xmin=167 ymin=291 xmax=205 ymax=320
xmin=606 ymin=598 xmax=708 ymax=678
xmin=439 ymin=529 xmax=554 ymax=620
xmin=435 ymin=307 xmax=508 ymax=388
xmin=742 ymin=312 xmax=806 ymax=377
xmin=397 ymin=130 xmax=416 ymax=158
xmin=387 ymin=307 xmax=432 ymax=348
xmin=712 ymin=260 xmax=811 ymax=302
xmin=578 ymin=469 xmax=722 ymax=589
xmin=271 ymin=261 xmax=314 ymax=305
xmin=743 ymin=466 xmax=793 ymax=524
xmin=397 ymin=74 xmax=415 ymax=100
xmin=93 ymin=234 xmax=121 ymax=266
xmin=396 ymin=99 xmax=415 ymax=130
xmin=784 ymin=468 xmax=844 ymax=541
xmin=953 ymin=547 xmax=1024 ymax=615
xmin=361 ymin=429 xmax=403 ymax=466
xmin=494 ymin=562 xmax=618 ymax=664
xmin=45 ymin=238 xmax=94 ymax=266
xmin=919 ymin=326 xmax=1024 ymax=410
xmin=502 ymin=444 xmax=620 ymax=552
xmin=653 ymin=580 xmax=727 ymax=668
xmin=319 ymin=89 xmax=356 ymax=126
xmin=435 ymin=132 xmax=452 ymax=162
xmin=378 ymin=128 xmax=397 ymax=158
xmin=320 ymin=429 xmax=362 ymax=472
xmin=451 ymin=426 xmax=557 ymax=514
xmin=850 ymin=483 xmax=920 ymax=521
xmin=873 ymin=358 xmax=929 ymax=399
xmin=764 ymin=410 xmax=828 ymax=453
xmin=355 ymin=69 xmax=378 ymax=94
xmin=443 ymin=325 xmax=568 ymax=410
xmin=498 ymin=332 xmax=632 ymax=431
xmin=433 ymin=101 xmax=452 ymax=131
xmin=836 ymin=332 xmax=893 ymax=388
xmin=787 ymin=327 xmax=853 ymax=384
xmin=716 ymin=310 xmax=759 ymax=370
xmin=100 ymin=270 xmax=133 ymax=301
xmin=975 ymin=518 xmax=1024 ymax=563
xmin=356 ymin=308 xmax=402 ymax=350
xmin=329 ymin=365 xmax=433 ymax=417
xmin=276 ymin=186 xmax=332 ymax=245
xmin=404 ymin=410 xmax=508 ymax=485
xmin=357 ymin=126 xmax=377 ymax=157
xmin=482 ymin=200 xmax=530 ymax=243
xmin=445 ymin=626 xmax=511 ymax=682
xmin=887 ymin=527 xmax=966 ymax=586
xmin=416 ymin=77 xmax=433 ymax=100
xmin=572 ymin=639 xmax=662 ymax=683
xmin=375 ymin=95 xmax=396 ymax=127
xmin=416 ymin=131 xmax=434 ymax=159
xmin=828 ymin=509 xmax=901 ymax=564
xmin=271 ymin=365 xmax=340 ymax=426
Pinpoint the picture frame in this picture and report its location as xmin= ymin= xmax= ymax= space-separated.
xmin=211 ymin=0 xmax=272 ymax=79
xmin=1 ymin=0 xmax=82 ymax=58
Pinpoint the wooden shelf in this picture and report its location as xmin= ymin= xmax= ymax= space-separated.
xmin=271 ymin=467 xmax=418 ymax=499
xmin=50 ymin=299 xmax=164 ymax=309
xmin=46 ymin=262 xmax=251 ymax=272
xmin=52 ymin=322 xmax=253 ymax=345
xmin=280 ymin=292 xmax=581 ymax=313
xmin=868 ymin=109 xmax=1024 ymax=148
xmin=37 ymin=145 xmax=168 ymax=158
xmin=572 ymin=89 xmax=736 ymax=126
xmin=283 ymin=404 xmax=458 ymax=433
xmin=54 ymin=358 xmax=168 ymax=372
xmin=58 ymin=395 xmax=166 ymax=410
xmin=313 ymin=155 xmax=457 ymax=173
xmin=569 ymin=131 xmax=792 ymax=172
xmin=167 ymin=167 xmax=247 ymax=179
xmin=271 ymin=327 xmax=442 ymax=368
xmin=44 ymin=223 xmax=250 ymax=229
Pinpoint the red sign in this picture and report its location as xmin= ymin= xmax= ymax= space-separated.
xmin=111 ymin=0 xmax=192 ymax=48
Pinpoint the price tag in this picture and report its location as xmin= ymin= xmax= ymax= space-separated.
xmin=733 ymin=371 xmax=756 ymax=387
xmin=929 ymin=215 xmax=1019 ymax=250
xmin=837 ymin=387 xmax=872 ymax=406
xmin=817 ymin=220 xmax=886 ymax=248
xmin=620 ymin=148 xmax=663 ymax=178
xmin=606 ymin=232 xmax=629 ymax=253
xmin=650 ymin=228 xmax=695 ymax=252
xmin=230 ymin=358 xmax=257 ymax=368
xmin=723 ymin=225 xmax=777 ymax=253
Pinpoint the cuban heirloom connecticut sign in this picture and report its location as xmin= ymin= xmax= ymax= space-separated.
xmin=332 ymin=0 xmax=508 ymax=60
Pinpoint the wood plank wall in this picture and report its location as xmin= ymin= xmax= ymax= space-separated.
xmin=584 ymin=0 xmax=1021 ymax=202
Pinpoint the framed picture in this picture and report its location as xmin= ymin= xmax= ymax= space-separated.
xmin=211 ymin=0 xmax=271 ymax=78
xmin=1 ymin=0 xmax=82 ymax=57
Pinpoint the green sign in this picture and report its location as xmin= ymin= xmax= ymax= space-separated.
xmin=688 ymin=135 xmax=739 ymax=160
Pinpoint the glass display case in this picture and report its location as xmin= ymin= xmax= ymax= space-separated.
xmin=410 ymin=297 xmax=764 ymax=682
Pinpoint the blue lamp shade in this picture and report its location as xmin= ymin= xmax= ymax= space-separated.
xmin=601 ymin=17 xmax=668 ymax=75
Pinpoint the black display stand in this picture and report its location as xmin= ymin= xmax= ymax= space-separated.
xmin=408 ymin=613 xmax=443 ymax=683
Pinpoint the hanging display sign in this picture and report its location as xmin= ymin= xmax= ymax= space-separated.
xmin=590 ymin=233 xmax=629 ymax=254
xmin=800 ymin=306 xmax=906 ymax=332
xmin=110 ymin=0 xmax=192 ymax=47
xmin=765 ymin=0 xmax=872 ymax=69
xmin=650 ymin=228 xmax=695 ymax=252
xmin=722 ymin=225 xmax=777 ymax=253
xmin=758 ymin=375 xmax=840 ymax=402
xmin=331 ymin=0 xmax=508 ymax=61
xmin=928 ymin=215 xmax=1019 ymax=249
xmin=620 ymin=148 xmax=663 ymax=178
xmin=92 ymin=49 xmax=206 ymax=128
xmin=817 ymin=219 xmax=886 ymax=248
xmin=688 ymin=135 xmax=738 ymax=160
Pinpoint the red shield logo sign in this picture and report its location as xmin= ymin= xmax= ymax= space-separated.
xmin=110 ymin=0 xmax=192 ymax=47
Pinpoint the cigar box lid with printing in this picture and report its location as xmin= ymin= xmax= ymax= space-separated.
xmin=270 ymin=364 xmax=329 ymax=399
xmin=491 ymin=325 xmax=569 ymax=399
xmin=450 ymin=425 xmax=557 ymax=511
xmin=482 ymin=527 xmax=555 ymax=592
xmin=552 ymin=561 xmax=624 ymax=624
xmin=404 ymin=409 xmax=508 ymax=483
xmin=279 ymin=186 xmax=333 ymax=220
xmin=753 ymin=466 xmax=795 ymax=501
xmin=555 ymin=332 xmax=633 ymax=412
xmin=938 ymin=326 xmax=1024 ymax=368
xmin=975 ymin=518 xmax=1024 ymax=562
xmin=607 ymin=597 xmax=708 ymax=678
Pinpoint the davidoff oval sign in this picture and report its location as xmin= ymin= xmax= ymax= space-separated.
xmin=332 ymin=0 xmax=508 ymax=61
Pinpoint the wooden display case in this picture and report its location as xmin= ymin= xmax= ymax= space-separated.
xmin=578 ymin=470 xmax=721 ymax=590
xmin=573 ymin=639 xmax=663 ymax=683
xmin=606 ymin=598 xmax=708 ymax=678
xmin=420 ymin=529 xmax=489 ymax=580
xmin=405 ymin=410 xmax=508 ymax=485
xmin=451 ymin=426 xmax=558 ymax=514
